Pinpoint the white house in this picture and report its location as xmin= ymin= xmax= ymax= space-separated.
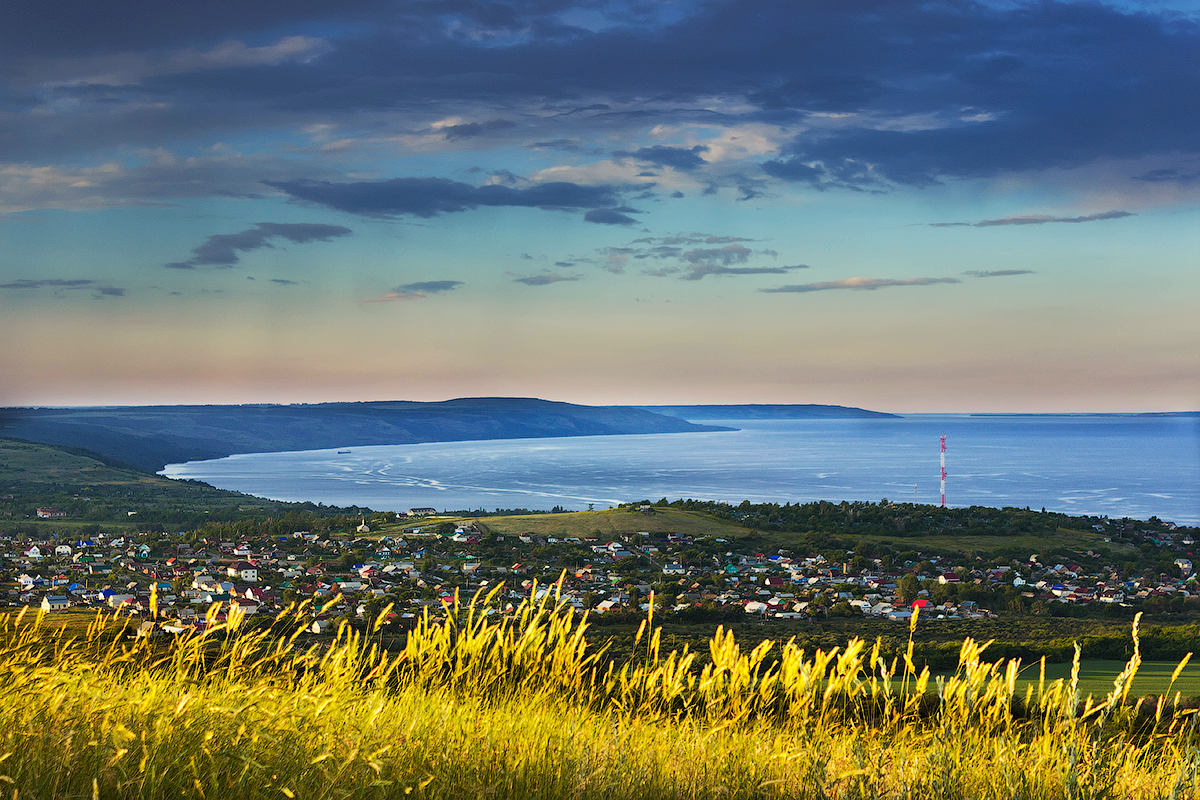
xmin=54 ymin=544 xmax=73 ymax=557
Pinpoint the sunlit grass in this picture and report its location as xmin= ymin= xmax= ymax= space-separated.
xmin=0 ymin=590 xmax=1196 ymax=799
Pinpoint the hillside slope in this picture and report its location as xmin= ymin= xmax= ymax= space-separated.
xmin=0 ymin=398 xmax=730 ymax=472
xmin=638 ymin=404 xmax=898 ymax=420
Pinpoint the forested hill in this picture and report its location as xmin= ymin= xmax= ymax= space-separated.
xmin=0 ymin=398 xmax=730 ymax=472
xmin=638 ymin=404 xmax=898 ymax=420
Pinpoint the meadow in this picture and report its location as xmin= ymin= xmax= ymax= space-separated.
xmin=1 ymin=593 xmax=1197 ymax=800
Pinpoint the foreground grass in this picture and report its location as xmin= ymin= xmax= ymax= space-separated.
xmin=1 ymin=596 xmax=1198 ymax=799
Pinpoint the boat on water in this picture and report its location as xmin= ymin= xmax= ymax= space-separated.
xmin=337 ymin=449 xmax=352 ymax=454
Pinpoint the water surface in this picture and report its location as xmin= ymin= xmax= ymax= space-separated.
xmin=162 ymin=415 xmax=1200 ymax=525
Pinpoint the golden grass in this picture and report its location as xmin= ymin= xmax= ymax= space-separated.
xmin=0 ymin=592 xmax=1196 ymax=799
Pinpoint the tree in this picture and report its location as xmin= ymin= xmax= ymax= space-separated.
xmin=898 ymin=574 xmax=920 ymax=604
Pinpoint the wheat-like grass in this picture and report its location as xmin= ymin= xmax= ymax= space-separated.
xmin=0 ymin=588 xmax=1195 ymax=799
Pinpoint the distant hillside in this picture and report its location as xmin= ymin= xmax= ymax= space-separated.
xmin=637 ymin=404 xmax=898 ymax=421
xmin=0 ymin=398 xmax=730 ymax=472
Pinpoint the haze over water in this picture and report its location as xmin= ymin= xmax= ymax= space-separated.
xmin=161 ymin=415 xmax=1200 ymax=525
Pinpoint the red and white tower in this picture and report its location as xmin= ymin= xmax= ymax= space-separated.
xmin=939 ymin=433 xmax=947 ymax=507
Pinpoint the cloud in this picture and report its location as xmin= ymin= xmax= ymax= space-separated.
xmin=0 ymin=278 xmax=96 ymax=289
xmin=438 ymin=119 xmax=516 ymax=140
xmin=0 ymin=277 xmax=124 ymax=298
xmin=584 ymin=208 xmax=638 ymax=225
xmin=265 ymin=177 xmax=622 ymax=218
xmin=963 ymin=269 xmax=1034 ymax=278
xmin=269 ymin=278 xmax=299 ymax=285
xmin=4 ymin=0 xmax=1198 ymax=208
xmin=164 ymin=222 xmax=352 ymax=269
xmin=761 ymin=276 xmax=961 ymax=293
xmin=931 ymin=211 xmax=1134 ymax=228
xmin=360 ymin=279 xmax=464 ymax=302
xmin=397 ymin=280 xmax=463 ymax=293
xmin=681 ymin=243 xmax=753 ymax=266
xmin=1134 ymin=168 xmax=1200 ymax=185
xmin=513 ymin=272 xmax=579 ymax=286
xmin=683 ymin=264 xmax=809 ymax=281
xmin=615 ymin=145 xmax=709 ymax=172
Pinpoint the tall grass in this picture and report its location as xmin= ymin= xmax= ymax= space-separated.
xmin=1 ymin=589 xmax=1196 ymax=799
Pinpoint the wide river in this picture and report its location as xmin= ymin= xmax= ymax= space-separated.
xmin=161 ymin=414 xmax=1200 ymax=525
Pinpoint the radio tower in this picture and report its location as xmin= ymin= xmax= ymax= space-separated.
xmin=939 ymin=433 xmax=947 ymax=507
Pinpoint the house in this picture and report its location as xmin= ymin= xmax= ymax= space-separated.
xmin=227 ymin=561 xmax=259 ymax=582
xmin=36 ymin=507 xmax=67 ymax=519
xmin=662 ymin=563 xmax=685 ymax=575
xmin=54 ymin=544 xmax=73 ymax=557
xmin=408 ymin=508 xmax=437 ymax=517
xmin=41 ymin=595 xmax=70 ymax=612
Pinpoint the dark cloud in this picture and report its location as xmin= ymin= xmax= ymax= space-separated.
xmin=269 ymin=278 xmax=299 ymax=285
xmin=584 ymin=208 xmax=638 ymax=225
xmin=164 ymin=222 xmax=352 ymax=269
xmin=1134 ymin=167 xmax=1200 ymax=184
xmin=397 ymin=280 xmax=462 ymax=293
xmin=761 ymin=277 xmax=960 ymax=293
xmin=440 ymin=119 xmax=516 ymax=140
xmin=931 ymin=211 xmax=1134 ymax=228
xmin=615 ymin=145 xmax=708 ymax=172
xmin=963 ymin=269 xmax=1034 ymax=278
xmin=266 ymin=178 xmax=621 ymax=218
xmin=3 ymin=0 xmax=1197 ymax=210
xmin=513 ymin=272 xmax=579 ymax=286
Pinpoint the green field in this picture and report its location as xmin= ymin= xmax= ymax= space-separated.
xmin=1011 ymin=659 xmax=1200 ymax=700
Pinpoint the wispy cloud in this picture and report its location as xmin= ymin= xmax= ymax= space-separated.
xmin=931 ymin=211 xmax=1134 ymax=228
xmin=361 ymin=279 xmax=464 ymax=303
xmin=963 ymin=269 xmax=1034 ymax=278
xmin=0 ymin=278 xmax=124 ymax=298
xmin=165 ymin=222 xmax=352 ymax=269
xmin=397 ymin=280 xmax=463 ymax=293
xmin=683 ymin=264 xmax=808 ymax=281
xmin=584 ymin=208 xmax=639 ymax=225
xmin=762 ymin=277 xmax=960 ymax=294
xmin=513 ymin=272 xmax=580 ymax=286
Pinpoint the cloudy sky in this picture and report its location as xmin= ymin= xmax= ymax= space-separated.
xmin=2 ymin=0 xmax=1197 ymax=411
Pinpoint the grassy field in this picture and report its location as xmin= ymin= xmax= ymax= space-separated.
xmin=426 ymin=507 xmax=1128 ymax=557
xmin=1013 ymin=660 xmax=1200 ymax=701
xmin=0 ymin=599 xmax=1196 ymax=799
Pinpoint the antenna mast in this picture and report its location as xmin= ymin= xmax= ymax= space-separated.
xmin=940 ymin=433 xmax=947 ymax=507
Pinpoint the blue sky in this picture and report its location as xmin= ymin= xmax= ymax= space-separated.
xmin=2 ymin=0 xmax=1197 ymax=411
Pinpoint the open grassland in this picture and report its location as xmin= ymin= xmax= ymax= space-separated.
xmin=1 ymin=597 xmax=1197 ymax=800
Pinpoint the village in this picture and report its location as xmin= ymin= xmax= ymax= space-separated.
xmin=3 ymin=503 xmax=1196 ymax=633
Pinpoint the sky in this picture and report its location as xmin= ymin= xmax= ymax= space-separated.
xmin=2 ymin=0 xmax=1198 ymax=412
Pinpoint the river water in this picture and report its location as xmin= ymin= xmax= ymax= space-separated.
xmin=161 ymin=414 xmax=1199 ymax=525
